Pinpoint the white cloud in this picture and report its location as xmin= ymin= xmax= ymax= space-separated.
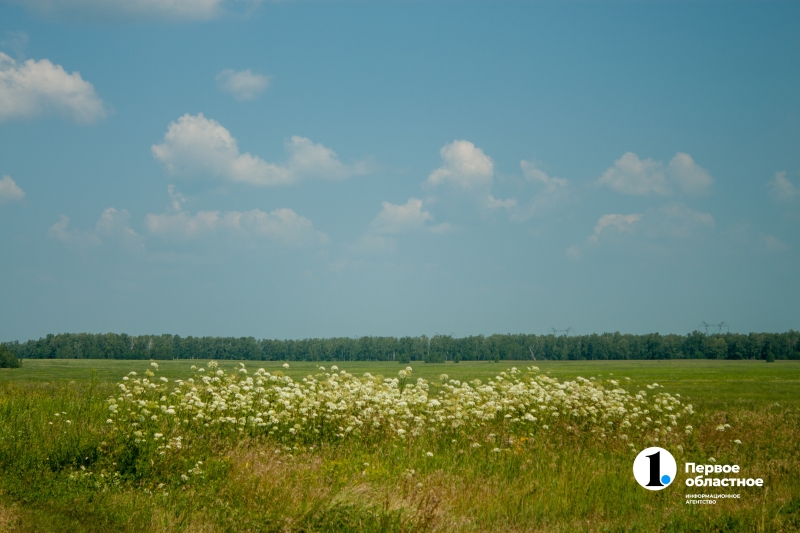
xmin=152 ymin=113 xmax=370 ymax=186
xmin=6 ymin=0 xmax=254 ymax=21
xmin=724 ymin=224 xmax=791 ymax=254
xmin=597 ymin=153 xmax=668 ymax=196
xmin=145 ymin=207 xmax=328 ymax=246
xmin=485 ymin=194 xmax=516 ymax=210
xmin=513 ymin=160 xmax=571 ymax=220
xmin=520 ymin=160 xmax=568 ymax=192
xmin=286 ymin=136 xmax=371 ymax=181
xmin=652 ymin=203 xmax=714 ymax=238
xmin=565 ymin=212 xmax=641 ymax=260
xmin=369 ymin=198 xmax=451 ymax=235
xmin=216 ymin=69 xmax=270 ymax=101
xmin=565 ymin=245 xmax=582 ymax=261
xmin=49 ymin=194 xmax=325 ymax=256
xmin=48 ymin=208 xmax=140 ymax=249
xmin=568 ymin=203 xmax=715 ymax=260
xmin=48 ymin=215 xmax=98 ymax=248
xmin=668 ymin=153 xmax=713 ymax=195
xmin=0 ymin=52 xmax=106 ymax=123
xmin=588 ymin=213 xmax=642 ymax=243
xmin=597 ymin=152 xmax=712 ymax=196
xmin=354 ymin=198 xmax=451 ymax=254
xmin=0 ymin=175 xmax=24 ymax=203
xmin=96 ymin=207 xmax=139 ymax=239
xmin=760 ymin=233 xmax=789 ymax=252
xmin=426 ymin=140 xmax=494 ymax=189
xmin=767 ymin=171 xmax=798 ymax=203
xmin=167 ymin=184 xmax=187 ymax=212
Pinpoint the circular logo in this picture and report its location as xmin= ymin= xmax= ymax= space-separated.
xmin=633 ymin=447 xmax=677 ymax=491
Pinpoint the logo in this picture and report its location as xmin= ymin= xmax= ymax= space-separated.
xmin=633 ymin=447 xmax=677 ymax=491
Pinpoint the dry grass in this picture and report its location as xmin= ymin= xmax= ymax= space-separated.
xmin=0 ymin=501 xmax=21 ymax=532
xmin=221 ymin=443 xmax=446 ymax=532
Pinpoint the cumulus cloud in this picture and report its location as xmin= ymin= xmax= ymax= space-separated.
xmin=767 ymin=171 xmax=798 ymax=203
xmin=426 ymin=140 xmax=494 ymax=189
xmin=0 ymin=52 xmax=106 ymax=123
xmin=152 ymin=114 xmax=370 ymax=186
xmin=145 ymin=207 xmax=328 ymax=246
xmin=597 ymin=153 xmax=668 ymax=196
xmin=369 ymin=198 xmax=451 ymax=235
xmin=0 ymin=175 xmax=24 ymax=203
xmin=668 ymin=153 xmax=714 ymax=195
xmin=5 ymin=0 xmax=256 ymax=21
xmin=216 ymin=68 xmax=270 ymax=101
xmin=597 ymin=152 xmax=712 ymax=196
xmin=566 ymin=213 xmax=642 ymax=260
xmin=48 ymin=208 xmax=140 ymax=250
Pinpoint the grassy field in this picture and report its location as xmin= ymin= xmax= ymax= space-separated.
xmin=0 ymin=359 xmax=798 ymax=532
xmin=5 ymin=358 xmax=798 ymax=402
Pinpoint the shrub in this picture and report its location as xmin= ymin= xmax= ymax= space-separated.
xmin=0 ymin=345 xmax=20 ymax=369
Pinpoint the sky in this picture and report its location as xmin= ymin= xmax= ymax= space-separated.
xmin=1 ymin=0 xmax=799 ymax=342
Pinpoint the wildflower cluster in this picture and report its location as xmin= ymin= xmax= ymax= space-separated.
xmin=105 ymin=363 xmax=693 ymax=459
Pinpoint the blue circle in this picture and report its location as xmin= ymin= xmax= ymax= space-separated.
xmin=661 ymin=474 xmax=671 ymax=485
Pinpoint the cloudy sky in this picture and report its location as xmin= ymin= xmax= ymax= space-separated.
xmin=1 ymin=1 xmax=798 ymax=341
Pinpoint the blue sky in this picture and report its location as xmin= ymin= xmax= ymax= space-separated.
xmin=1 ymin=1 xmax=798 ymax=342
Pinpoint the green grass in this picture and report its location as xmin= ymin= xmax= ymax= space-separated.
xmin=0 ymin=359 xmax=798 ymax=532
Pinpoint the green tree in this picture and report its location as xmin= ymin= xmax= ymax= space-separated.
xmin=704 ymin=337 xmax=728 ymax=360
xmin=0 ymin=345 xmax=20 ymax=368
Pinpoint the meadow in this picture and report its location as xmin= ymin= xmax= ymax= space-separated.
xmin=0 ymin=359 xmax=798 ymax=532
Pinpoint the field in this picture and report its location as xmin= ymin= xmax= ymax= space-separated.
xmin=0 ymin=359 xmax=798 ymax=532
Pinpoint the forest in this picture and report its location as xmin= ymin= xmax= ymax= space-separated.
xmin=2 ymin=330 xmax=798 ymax=362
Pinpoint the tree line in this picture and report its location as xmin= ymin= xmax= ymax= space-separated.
xmin=2 ymin=330 xmax=799 ymax=362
